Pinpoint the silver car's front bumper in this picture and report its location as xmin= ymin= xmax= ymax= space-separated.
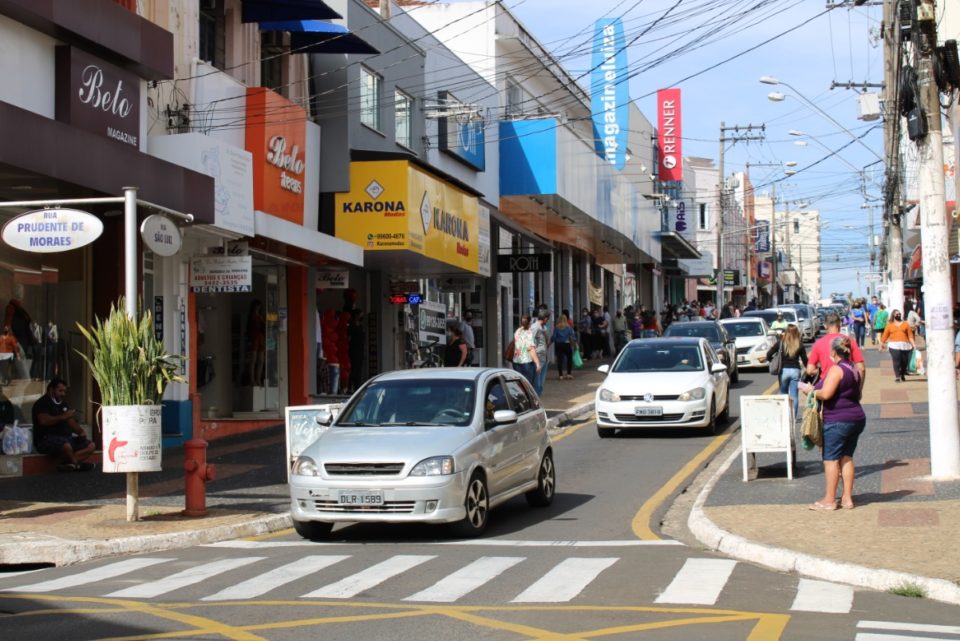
xmin=289 ymin=471 xmax=468 ymax=524
xmin=596 ymin=398 xmax=711 ymax=429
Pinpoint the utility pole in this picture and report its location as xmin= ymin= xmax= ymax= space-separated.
xmin=716 ymin=122 xmax=765 ymax=307
xmin=883 ymin=0 xmax=904 ymax=312
xmin=914 ymin=0 xmax=960 ymax=479
xmin=771 ymin=181 xmax=778 ymax=306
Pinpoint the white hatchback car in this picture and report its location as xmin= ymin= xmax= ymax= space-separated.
xmin=719 ymin=317 xmax=776 ymax=369
xmin=594 ymin=337 xmax=730 ymax=437
xmin=289 ymin=368 xmax=555 ymax=540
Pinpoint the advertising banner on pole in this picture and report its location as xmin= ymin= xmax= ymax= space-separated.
xmin=657 ymin=88 xmax=682 ymax=181
xmin=591 ymin=19 xmax=628 ymax=171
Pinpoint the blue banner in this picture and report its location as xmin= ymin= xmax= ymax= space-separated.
xmin=591 ymin=19 xmax=628 ymax=171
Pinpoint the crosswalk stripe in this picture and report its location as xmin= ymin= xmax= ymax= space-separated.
xmin=856 ymin=634 xmax=955 ymax=641
xmin=105 ymin=557 xmax=265 ymax=599
xmin=858 ymin=620 xmax=960 ymax=635
xmin=201 ymin=555 xmax=350 ymax=601
xmin=790 ymin=579 xmax=854 ymax=613
xmin=654 ymin=558 xmax=737 ymax=605
xmin=404 ymin=556 xmax=525 ymax=603
xmin=11 ymin=558 xmax=172 ymax=593
xmin=302 ymin=555 xmax=436 ymax=599
xmin=511 ymin=557 xmax=618 ymax=603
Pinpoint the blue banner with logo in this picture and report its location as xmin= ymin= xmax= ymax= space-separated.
xmin=755 ymin=219 xmax=770 ymax=253
xmin=591 ymin=19 xmax=628 ymax=171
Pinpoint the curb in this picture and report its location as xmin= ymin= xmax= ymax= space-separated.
xmin=0 ymin=512 xmax=292 ymax=567
xmin=688 ymin=441 xmax=960 ymax=606
xmin=546 ymin=401 xmax=595 ymax=430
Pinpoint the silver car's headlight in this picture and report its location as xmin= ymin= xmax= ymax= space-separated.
xmin=598 ymin=388 xmax=621 ymax=402
xmin=678 ymin=387 xmax=706 ymax=401
xmin=292 ymin=456 xmax=319 ymax=476
xmin=410 ymin=456 xmax=455 ymax=477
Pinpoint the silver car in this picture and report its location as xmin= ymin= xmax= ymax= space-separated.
xmin=289 ymin=368 xmax=555 ymax=539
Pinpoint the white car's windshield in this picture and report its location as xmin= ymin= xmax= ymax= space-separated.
xmin=613 ymin=345 xmax=704 ymax=373
xmin=723 ymin=321 xmax=765 ymax=337
xmin=338 ymin=379 xmax=476 ymax=427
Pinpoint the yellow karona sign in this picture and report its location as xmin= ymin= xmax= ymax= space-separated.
xmin=335 ymin=161 xmax=480 ymax=273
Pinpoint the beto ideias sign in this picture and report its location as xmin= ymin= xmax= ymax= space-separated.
xmin=591 ymin=19 xmax=628 ymax=171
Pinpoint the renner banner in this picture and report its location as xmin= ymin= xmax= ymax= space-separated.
xmin=591 ymin=19 xmax=628 ymax=171
xmin=657 ymin=88 xmax=682 ymax=181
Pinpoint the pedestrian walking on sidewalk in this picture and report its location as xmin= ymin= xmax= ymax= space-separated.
xmin=806 ymin=313 xmax=865 ymax=386
xmin=444 ymin=324 xmax=469 ymax=367
xmin=767 ymin=324 xmax=807 ymax=419
xmin=511 ymin=314 xmax=541 ymax=390
xmin=532 ymin=309 xmax=551 ymax=396
xmin=879 ymin=311 xmax=915 ymax=382
xmin=798 ymin=336 xmax=865 ymax=511
xmin=612 ymin=310 xmax=628 ymax=354
xmin=866 ymin=296 xmax=880 ymax=344
xmin=871 ymin=303 xmax=888 ymax=350
xmin=849 ymin=300 xmax=867 ymax=348
xmin=551 ymin=314 xmax=576 ymax=380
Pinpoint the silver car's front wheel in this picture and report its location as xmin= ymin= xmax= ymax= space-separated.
xmin=451 ymin=473 xmax=489 ymax=537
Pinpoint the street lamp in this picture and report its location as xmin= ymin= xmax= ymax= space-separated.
xmin=788 ymin=129 xmax=864 ymax=175
xmin=760 ymin=75 xmax=882 ymax=161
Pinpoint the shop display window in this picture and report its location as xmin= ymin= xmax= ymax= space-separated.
xmin=197 ymin=260 xmax=285 ymax=418
xmin=0 ymin=237 xmax=89 ymax=436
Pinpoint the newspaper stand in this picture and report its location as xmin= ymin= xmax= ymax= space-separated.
xmin=739 ymin=394 xmax=795 ymax=481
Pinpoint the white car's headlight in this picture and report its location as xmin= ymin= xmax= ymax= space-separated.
xmin=410 ymin=456 xmax=455 ymax=476
xmin=599 ymin=388 xmax=621 ymax=402
xmin=678 ymin=387 xmax=706 ymax=401
xmin=292 ymin=456 xmax=319 ymax=476
xmin=751 ymin=342 xmax=768 ymax=352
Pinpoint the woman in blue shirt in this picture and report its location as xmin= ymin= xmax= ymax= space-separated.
xmin=552 ymin=314 xmax=577 ymax=380
xmin=849 ymin=300 xmax=867 ymax=348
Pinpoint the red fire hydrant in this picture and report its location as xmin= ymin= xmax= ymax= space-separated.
xmin=183 ymin=438 xmax=215 ymax=517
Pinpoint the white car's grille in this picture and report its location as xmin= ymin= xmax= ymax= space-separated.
xmin=324 ymin=463 xmax=405 ymax=476
xmin=312 ymin=500 xmax=417 ymax=514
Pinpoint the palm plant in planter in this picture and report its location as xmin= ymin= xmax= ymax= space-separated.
xmin=77 ymin=298 xmax=182 ymax=474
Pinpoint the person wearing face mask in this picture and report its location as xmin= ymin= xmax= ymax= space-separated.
xmin=444 ymin=324 xmax=469 ymax=367
xmin=511 ymin=314 xmax=541 ymax=388
xmin=880 ymin=310 xmax=915 ymax=382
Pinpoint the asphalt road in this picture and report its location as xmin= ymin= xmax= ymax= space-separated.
xmin=1 ymin=368 xmax=959 ymax=641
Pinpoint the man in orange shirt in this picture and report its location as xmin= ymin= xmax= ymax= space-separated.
xmin=806 ymin=313 xmax=866 ymax=387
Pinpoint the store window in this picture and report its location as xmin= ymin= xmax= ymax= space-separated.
xmin=360 ymin=67 xmax=382 ymax=131
xmin=196 ymin=259 xmax=286 ymax=418
xmin=198 ymin=0 xmax=226 ymax=70
xmin=395 ymin=90 xmax=412 ymax=149
xmin=0 ymin=227 xmax=89 ymax=433
xmin=506 ymin=78 xmax=523 ymax=118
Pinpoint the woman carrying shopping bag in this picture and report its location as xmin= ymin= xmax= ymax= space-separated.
xmin=551 ymin=314 xmax=577 ymax=380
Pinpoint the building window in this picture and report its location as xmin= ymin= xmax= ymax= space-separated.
xmin=506 ymin=78 xmax=523 ymax=118
xmin=395 ymin=90 xmax=412 ymax=149
xmin=794 ymin=220 xmax=800 ymax=233
xmin=198 ymin=0 xmax=225 ymax=70
xmin=261 ymin=31 xmax=286 ymax=98
xmin=360 ymin=67 xmax=382 ymax=131
xmin=698 ymin=203 xmax=708 ymax=230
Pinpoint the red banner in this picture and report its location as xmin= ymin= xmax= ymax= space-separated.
xmin=657 ymin=88 xmax=682 ymax=181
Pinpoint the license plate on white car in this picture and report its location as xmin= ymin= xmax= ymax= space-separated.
xmin=738 ymin=356 xmax=749 ymax=364
xmin=634 ymin=406 xmax=663 ymax=417
xmin=338 ymin=491 xmax=384 ymax=506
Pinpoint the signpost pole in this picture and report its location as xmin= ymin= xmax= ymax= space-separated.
xmin=123 ymin=186 xmax=140 ymax=522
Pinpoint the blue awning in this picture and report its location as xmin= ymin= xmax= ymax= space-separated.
xmin=259 ymin=20 xmax=379 ymax=55
xmin=241 ymin=0 xmax=341 ymax=23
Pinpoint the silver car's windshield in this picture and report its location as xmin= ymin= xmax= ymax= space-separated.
xmin=723 ymin=321 xmax=765 ymax=337
xmin=664 ymin=324 xmax=720 ymax=342
xmin=613 ymin=345 xmax=704 ymax=373
xmin=337 ymin=379 xmax=476 ymax=427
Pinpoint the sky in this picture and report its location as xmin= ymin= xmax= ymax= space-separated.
xmin=505 ymin=0 xmax=883 ymax=300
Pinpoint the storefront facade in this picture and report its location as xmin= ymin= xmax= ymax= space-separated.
xmin=0 ymin=0 xmax=217 ymax=468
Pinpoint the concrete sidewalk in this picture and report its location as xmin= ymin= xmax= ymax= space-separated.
xmin=688 ymin=344 xmax=960 ymax=604
xmin=0 ymin=363 xmax=604 ymax=568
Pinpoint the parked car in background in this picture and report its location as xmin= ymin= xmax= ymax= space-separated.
xmin=719 ymin=317 xmax=776 ymax=369
xmin=289 ymin=368 xmax=556 ymax=540
xmin=662 ymin=320 xmax=738 ymax=383
xmin=594 ymin=338 xmax=730 ymax=436
xmin=779 ymin=304 xmax=817 ymax=341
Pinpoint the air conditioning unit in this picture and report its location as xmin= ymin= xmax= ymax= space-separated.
xmin=858 ymin=92 xmax=881 ymax=121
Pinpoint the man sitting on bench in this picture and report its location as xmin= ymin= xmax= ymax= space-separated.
xmin=33 ymin=378 xmax=95 ymax=472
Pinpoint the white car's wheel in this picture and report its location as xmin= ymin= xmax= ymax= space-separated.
xmin=293 ymin=519 xmax=333 ymax=541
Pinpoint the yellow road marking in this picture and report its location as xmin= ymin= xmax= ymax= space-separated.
xmin=746 ymin=613 xmax=791 ymax=641
xmin=551 ymin=420 xmax=589 ymax=443
xmin=630 ymin=378 xmax=779 ymax=540
xmin=243 ymin=527 xmax=294 ymax=541
xmin=441 ymin=608 xmax=592 ymax=641
xmin=578 ymin=613 xmax=755 ymax=638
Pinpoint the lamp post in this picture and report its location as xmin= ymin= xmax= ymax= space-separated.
xmin=760 ymin=76 xmax=882 ymax=161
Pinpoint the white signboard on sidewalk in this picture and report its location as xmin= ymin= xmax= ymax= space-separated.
xmin=101 ymin=405 xmax=163 ymax=473
xmin=740 ymin=395 xmax=794 ymax=481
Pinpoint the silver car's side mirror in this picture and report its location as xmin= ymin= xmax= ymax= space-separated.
xmin=711 ymin=363 xmax=728 ymax=374
xmin=597 ymin=364 xmax=610 ymax=374
xmin=316 ymin=409 xmax=334 ymax=426
xmin=493 ymin=409 xmax=518 ymax=424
